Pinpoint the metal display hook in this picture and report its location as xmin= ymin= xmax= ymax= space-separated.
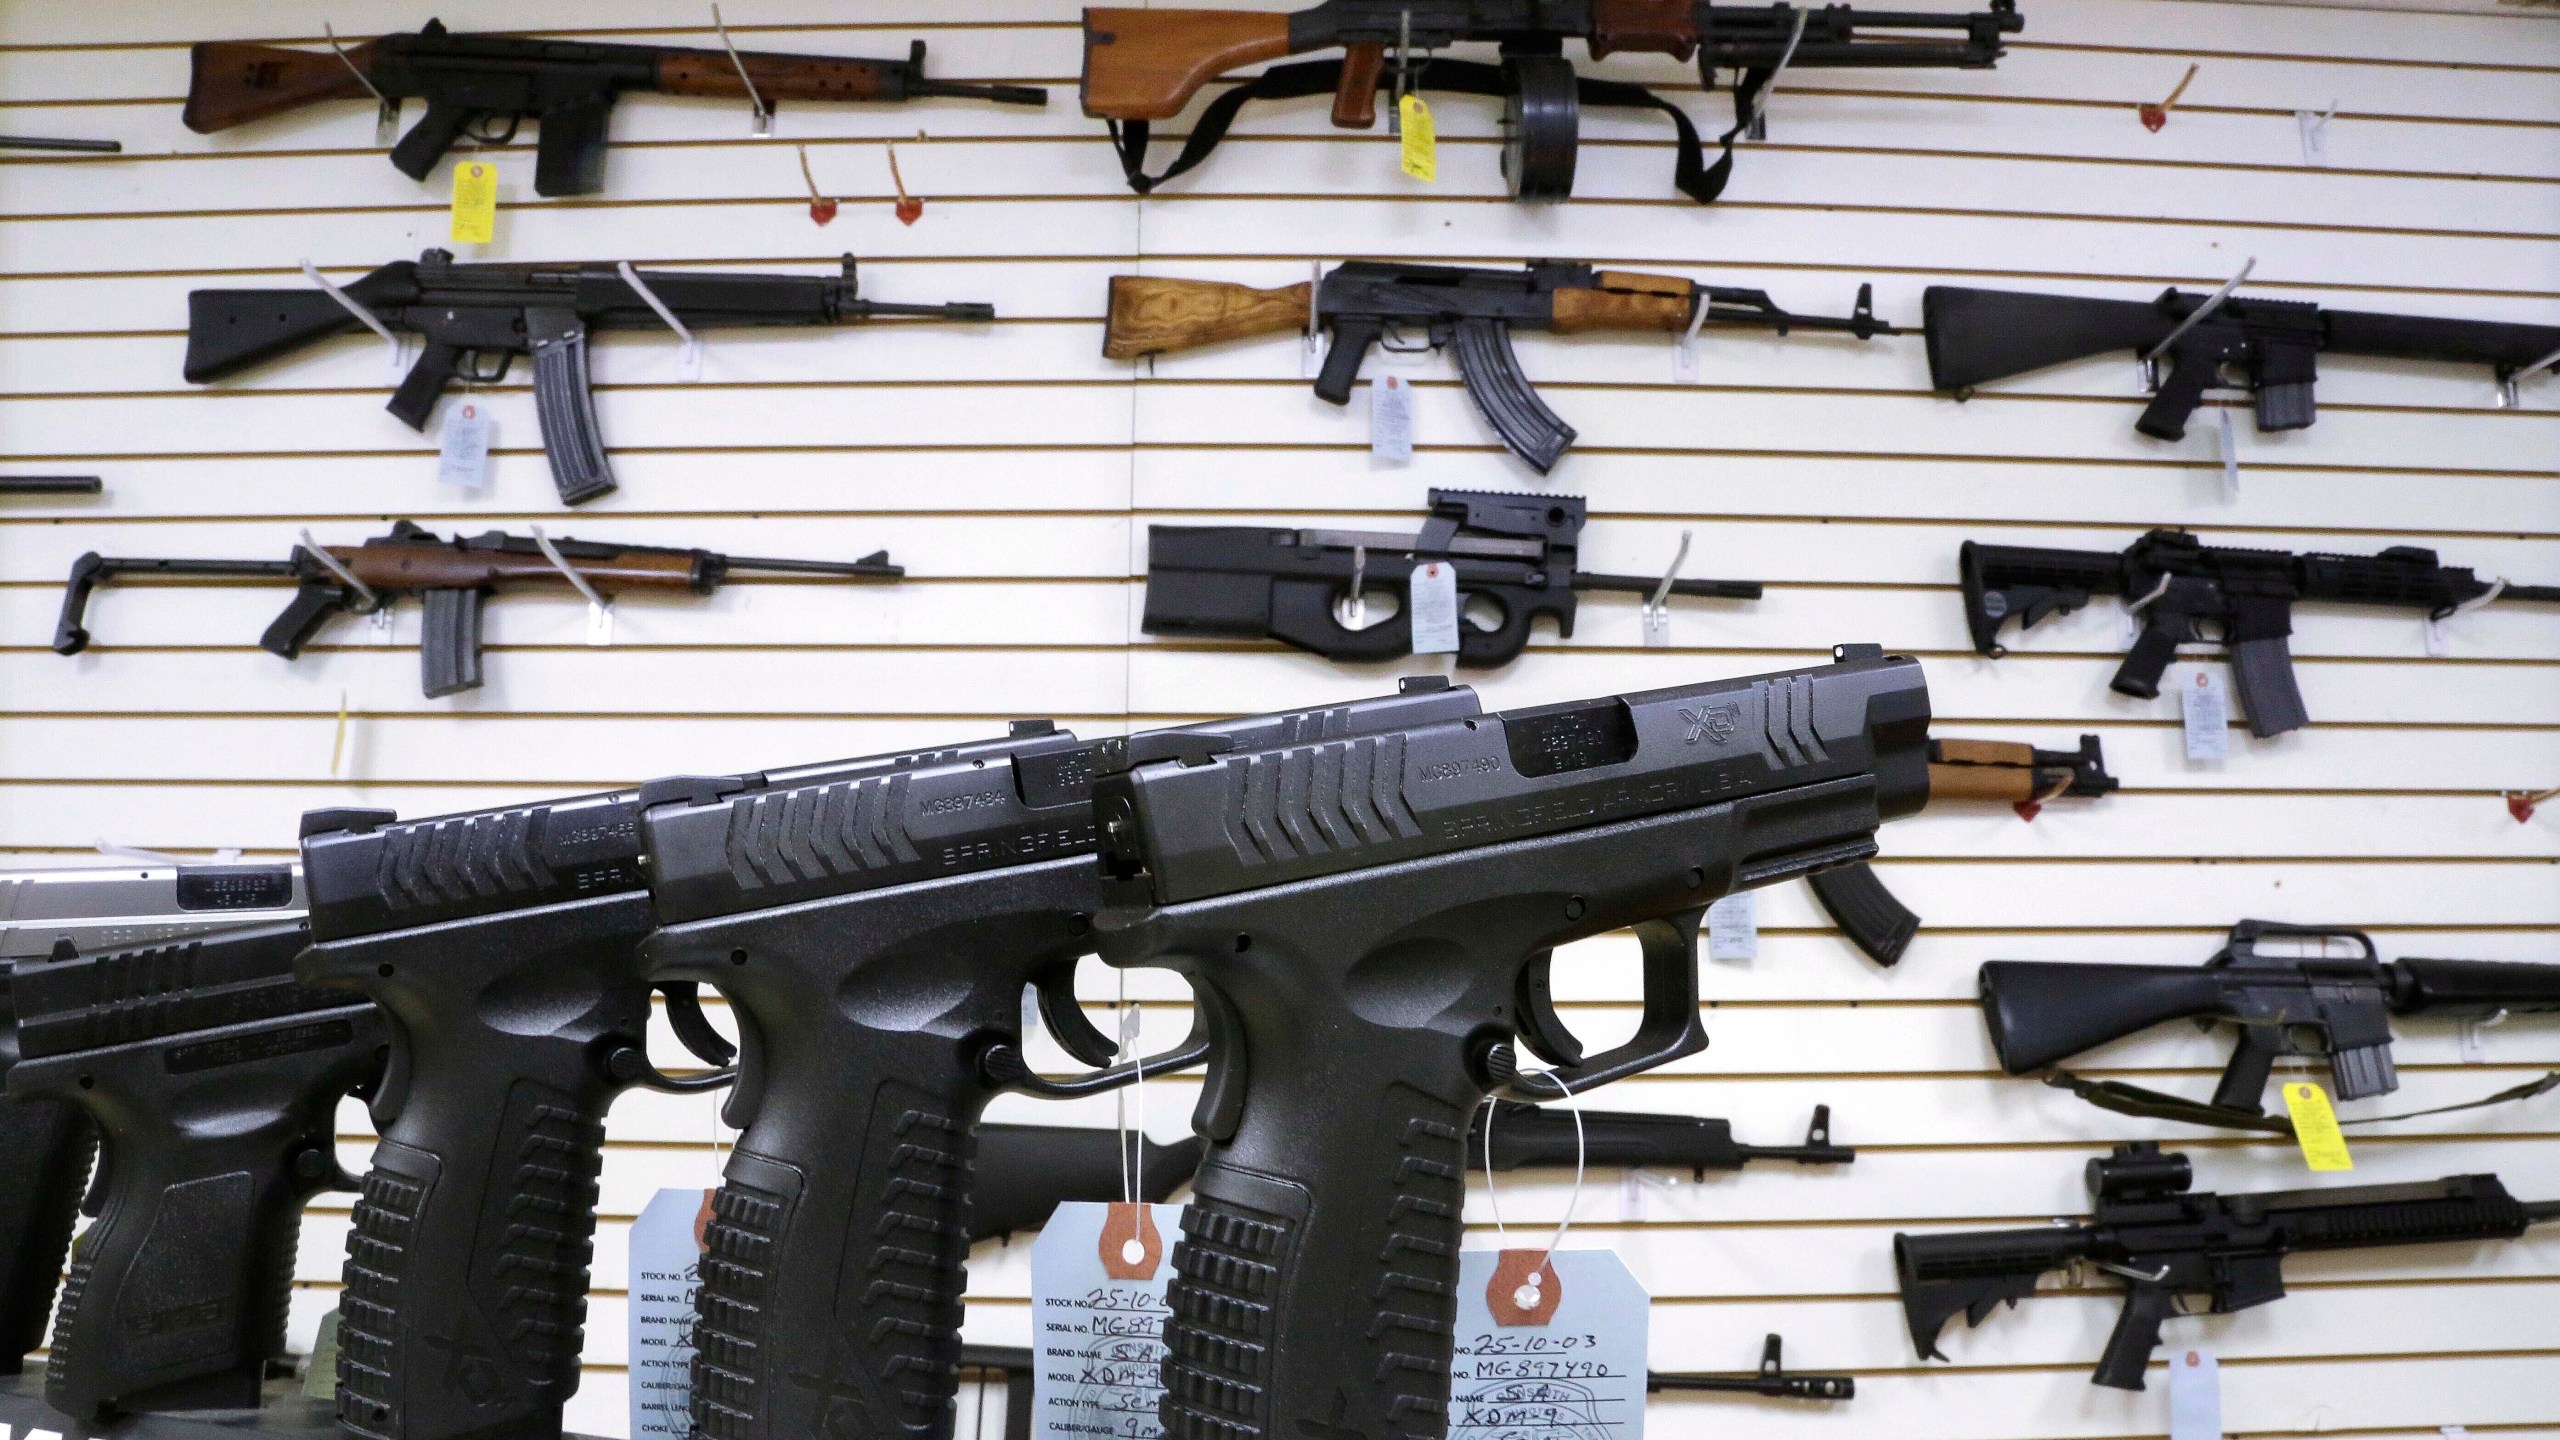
xmin=2141 ymin=257 xmax=2256 ymax=389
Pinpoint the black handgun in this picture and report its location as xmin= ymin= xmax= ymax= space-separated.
xmin=1089 ymin=645 xmax=1929 ymax=1436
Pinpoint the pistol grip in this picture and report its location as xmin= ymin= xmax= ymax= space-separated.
xmin=2094 ymin=1281 xmax=2178 ymax=1391
xmin=1332 ymin=42 xmax=1386 ymax=128
xmin=388 ymin=341 xmax=464 ymax=432
xmin=2136 ymin=344 xmax=2218 ymax=442
xmin=388 ymin=100 xmax=475 ymax=183
xmin=2110 ymin=619 xmax=2181 ymax=700
xmin=0 ymin=1097 xmax=95 ymax=1375
xmin=1313 ymin=318 xmax=1381 ymax=405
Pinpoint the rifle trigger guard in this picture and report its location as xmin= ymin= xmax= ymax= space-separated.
xmin=460 ymin=348 xmax=513 ymax=386
xmin=1505 ymin=909 xmax=1709 ymax=1099
xmin=463 ymin=111 xmax=521 ymax=147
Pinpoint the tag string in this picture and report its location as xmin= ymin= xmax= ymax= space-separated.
xmin=1479 ymin=1068 xmax=1589 ymax=1279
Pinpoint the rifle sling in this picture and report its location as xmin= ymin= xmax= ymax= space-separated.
xmin=2043 ymin=1068 xmax=2560 ymax=1137
xmin=1110 ymin=56 xmax=1760 ymax=205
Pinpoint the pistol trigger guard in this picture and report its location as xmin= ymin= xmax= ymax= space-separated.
xmin=1003 ymin=1010 xmax=1213 ymax=1100
xmin=1512 ymin=950 xmax=1584 ymax=1068
xmin=658 ymin=981 xmax=739 ymax=1068
xmin=1035 ymin=966 xmax=1122 ymax=1070
xmin=1507 ymin=909 xmax=1709 ymax=1098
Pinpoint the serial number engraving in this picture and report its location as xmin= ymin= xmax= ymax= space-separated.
xmin=920 ymin=789 xmax=1008 ymax=817
xmin=1418 ymin=756 xmax=1500 ymax=783
xmin=166 ymin=1015 xmax=359 ymax=1075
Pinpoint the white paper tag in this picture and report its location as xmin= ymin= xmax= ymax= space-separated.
xmin=1411 ymin=562 xmax=1460 ymax=655
xmin=1705 ymin=891 xmax=1758 ymax=962
xmin=628 ymin=1188 xmax=711 ymax=1440
xmin=588 ymin=600 xmax=615 ymax=647
xmin=2217 ymin=408 xmax=2240 ymax=499
xmin=1452 ymin=1249 xmax=1649 ymax=1439
xmin=1032 ymin=1200 xmax=1181 ymax=1439
xmin=2182 ymin=668 xmax=2232 ymax=763
xmin=2169 ymin=1347 xmax=2222 ymax=1440
xmin=437 ymin=402 xmax=494 ymax=492
xmin=1371 ymin=373 xmax=1415 ymax=463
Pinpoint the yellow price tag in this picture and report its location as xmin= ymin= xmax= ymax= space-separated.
xmin=1399 ymin=94 xmax=1436 ymax=182
xmin=450 ymin=162 xmax=498 ymax=244
xmin=2284 ymin=1082 xmax=2354 ymax=1172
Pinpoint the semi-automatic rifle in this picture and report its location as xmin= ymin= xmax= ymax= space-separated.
xmin=1106 ymin=261 xmax=1888 ymax=471
xmin=55 ymin=521 xmax=901 ymax=699
xmin=1082 ymin=1 xmax=2019 ymax=202
xmin=1926 ymin=284 xmax=2560 ymax=441
xmin=186 ymin=250 xmax=993 ymax=504
xmin=1963 ymin=528 xmax=2560 ymax=737
xmin=1900 ymin=1142 xmax=2560 ymax=1389
xmin=1143 ymin=488 xmax=1762 ymax=665
xmin=186 ymin=21 xmax=1044 ymax=195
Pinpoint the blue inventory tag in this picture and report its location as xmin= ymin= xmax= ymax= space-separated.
xmin=1032 ymin=1200 xmax=1182 ymax=1439
xmin=627 ymin=1188 xmax=713 ymax=1440
xmin=1451 ymin=1248 xmax=1651 ymax=1439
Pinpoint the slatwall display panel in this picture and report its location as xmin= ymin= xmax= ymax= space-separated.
xmin=5 ymin=1 xmax=2559 ymax=1438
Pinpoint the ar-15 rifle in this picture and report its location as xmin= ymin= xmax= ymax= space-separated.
xmin=1105 ymin=261 xmax=1888 ymax=472
xmin=0 ymin=861 xmax=305 ymax=1381
xmin=1981 ymin=919 xmax=2560 ymax=1133
xmin=1088 ymin=646 xmax=1928 ymax=1437
xmin=1144 ymin=489 xmax=1762 ymax=666
xmin=185 ymin=21 xmax=1044 ymax=196
xmin=1926 ymin=284 xmax=2560 ymax=442
xmin=1900 ymin=1142 xmax=2560 ymax=1389
xmin=1809 ymin=735 xmax=2117 ymax=965
xmin=1474 ymin=1099 xmax=1852 ymax=1174
xmin=185 ymin=250 xmax=994 ymax=504
xmin=6 ymin=923 xmax=383 ymax=1419
xmin=1963 ymin=528 xmax=2560 ymax=738
xmin=1082 ymin=1 xmax=2019 ymax=202
xmin=54 ymin=520 xmax=901 ymax=699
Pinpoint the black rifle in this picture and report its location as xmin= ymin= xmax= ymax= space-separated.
xmin=187 ymin=22 xmax=1044 ymax=196
xmin=1809 ymin=735 xmax=2117 ymax=965
xmin=1926 ymin=284 xmax=2560 ymax=442
xmin=1982 ymin=919 xmax=2560 ymax=1132
xmin=973 ymin=1125 xmax=1206 ymax=1243
xmin=1900 ymin=1142 xmax=2560 ymax=1389
xmin=637 ymin=687 xmax=1477 ymax=1440
xmin=185 ymin=250 xmax=993 ymax=504
xmin=5 ymin=923 xmax=383 ymax=1419
xmin=1964 ymin=528 xmax=2560 ymax=737
xmin=0 ymin=477 xmax=102 ymax=495
xmin=55 ymin=521 xmax=901 ymax=699
xmin=1145 ymin=489 xmax=1762 ymax=666
xmin=1473 ymin=1100 xmax=1852 ymax=1174
xmin=1083 ymin=1 xmax=2018 ymax=203
xmin=1106 ymin=262 xmax=1888 ymax=472
xmin=1088 ymin=645 xmax=1929 ymax=1436
xmin=1651 ymin=1334 xmax=1854 ymax=1401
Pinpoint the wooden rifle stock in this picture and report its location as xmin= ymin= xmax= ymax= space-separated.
xmin=1927 ymin=739 xmax=2041 ymax=802
xmin=184 ymin=39 xmax=380 ymax=133
xmin=1103 ymin=276 xmax=1312 ymax=360
xmin=1552 ymin=271 xmax=1697 ymax=333
xmin=655 ymin=50 xmax=904 ymax=104
xmin=333 ymin=543 xmax=708 ymax=595
xmin=1333 ymin=42 xmax=1386 ymax=128
xmin=1081 ymin=8 xmax=1293 ymax=121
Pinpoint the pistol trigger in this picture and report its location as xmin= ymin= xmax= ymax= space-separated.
xmin=1513 ymin=950 xmax=1585 ymax=1068
xmin=1037 ymin=966 xmax=1122 ymax=1070
xmin=659 ymin=982 xmax=738 ymax=1067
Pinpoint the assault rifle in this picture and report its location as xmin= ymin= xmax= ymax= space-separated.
xmin=186 ymin=21 xmax=1044 ymax=195
xmin=1964 ymin=528 xmax=2560 ymax=737
xmin=1926 ymin=284 xmax=2560 ymax=441
xmin=1982 ymin=920 xmax=2560 ymax=1133
xmin=54 ymin=520 xmax=901 ymax=698
xmin=1900 ymin=1142 xmax=2560 ymax=1389
xmin=185 ymin=250 xmax=993 ymax=504
xmin=1143 ymin=489 xmax=1762 ymax=665
xmin=1106 ymin=261 xmax=1888 ymax=472
xmin=1809 ymin=735 xmax=2116 ymax=965
xmin=1082 ymin=1 xmax=2019 ymax=202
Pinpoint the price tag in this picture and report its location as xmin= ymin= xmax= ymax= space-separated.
xmin=1032 ymin=1200 xmax=1180 ymax=1439
xmin=1411 ymin=561 xmax=1460 ymax=655
xmin=2181 ymin=669 xmax=2231 ymax=763
xmin=627 ymin=1188 xmax=713 ymax=1440
xmin=450 ymin=161 xmax=498 ymax=244
xmin=2284 ymin=1082 xmax=2355 ymax=1171
xmin=2169 ymin=1347 xmax=2222 ymax=1440
xmin=1452 ymin=1249 xmax=1649 ymax=1439
xmin=1372 ymin=373 xmax=1415 ymax=462
xmin=1399 ymin=94 xmax=1437 ymax=181
xmin=437 ymin=402 xmax=494 ymax=492
xmin=303 ymin=1309 xmax=341 ymax=1399
xmin=2217 ymin=408 xmax=2241 ymax=499
xmin=1705 ymin=891 xmax=1758 ymax=962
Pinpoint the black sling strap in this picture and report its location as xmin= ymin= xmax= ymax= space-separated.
xmin=2043 ymin=1068 xmax=2560 ymax=1137
xmin=1107 ymin=55 xmax=1762 ymax=206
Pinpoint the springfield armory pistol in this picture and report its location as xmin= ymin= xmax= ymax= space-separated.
xmin=638 ymin=685 xmax=1478 ymax=1440
xmin=187 ymin=22 xmax=1043 ymax=196
xmin=1104 ymin=261 xmax=1888 ymax=472
xmin=1090 ymin=646 xmax=1929 ymax=1437
xmin=6 ymin=922 xmax=382 ymax=1419
xmin=186 ymin=251 xmax=993 ymax=504
xmin=1900 ymin=1143 xmax=2560 ymax=1389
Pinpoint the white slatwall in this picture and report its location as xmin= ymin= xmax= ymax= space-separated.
xmin=4 ymin=1 xmax=2558 ymax=1436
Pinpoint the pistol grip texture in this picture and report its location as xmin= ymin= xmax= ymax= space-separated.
xmin=2093 ymin=1282 xmax=2178 ymax=1390
xmin=389 ymin=101 xmax=475 ymax=183
xmin=0 ymin=1099 xmax=95 ymax=1375
xmin=2135 ymin=345 xmax=2217 ymax=442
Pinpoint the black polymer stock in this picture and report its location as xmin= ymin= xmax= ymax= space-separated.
xmin=5 ymin=923 xmax=382 ymax=1419
xmin=636 ymin=684 xmax=1478 ymax=1440
xmin=1089 ymin=646 xmax=1929 ymax=1438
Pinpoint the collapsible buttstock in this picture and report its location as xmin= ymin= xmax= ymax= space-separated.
xmin=1081 ymin=8 xmax=1294 ymax=121
xmin=1103 ymin=276 xmax=1311 ymax=360
xmin=1978 ymin=962 xmax=2230 ymax=1073
xmin=184 ymin=40 xmax=379 ymax=134
xmin=1332 ymin=43 xmax=1386 ymax=128
xmin=1922 ymin=287 xmax=2170 ymax=393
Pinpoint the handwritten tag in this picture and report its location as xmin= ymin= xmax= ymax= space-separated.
xmin=2181 ymin=669 xmax=2231 ymax=764
xmin=627 ymin=1188 xmax=713 ymax=1440
xmin=2169 ymin=1347 xmax=2222 ymax=1440
xmin=2285 ymin=1082 xmax=2355 ymax=1171
xmin=449 ymin=161 xmax=497 ymax=244
xmin=1372 ymin=373 xmax=1414 ymax=462
xmin=1452 ymin=1249 xmax=1649 ymax=1439
xmin=1411 ymin=562 xmax=1460 ymax=655
xmin=437 ymin=402 xmax=494 ymax=492
xmin=1033 ymin=1200 xmax=1181 ymax=1440
xmin=1705 ymin=891 xmax=1758 ymax=962
xmin=1399 ymin=94 xmax=1437 ymax=181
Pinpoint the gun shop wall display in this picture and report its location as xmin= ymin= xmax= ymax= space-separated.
xmin=1 ymin=1 xmax=2555 ymax=1438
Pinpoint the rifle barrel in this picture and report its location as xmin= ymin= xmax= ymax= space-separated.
xmin=0 ymin=135 xmax=121 ymax=153
xmin=854 ymin=300 xmax=997 ymax=322
xmin=911 ymin=78 xmax=1048 ymax=107
xmin=1577 ymin=572 xmax=1767 ymax=601
xmin=724 ymin=553 xmax=907 ymax=579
